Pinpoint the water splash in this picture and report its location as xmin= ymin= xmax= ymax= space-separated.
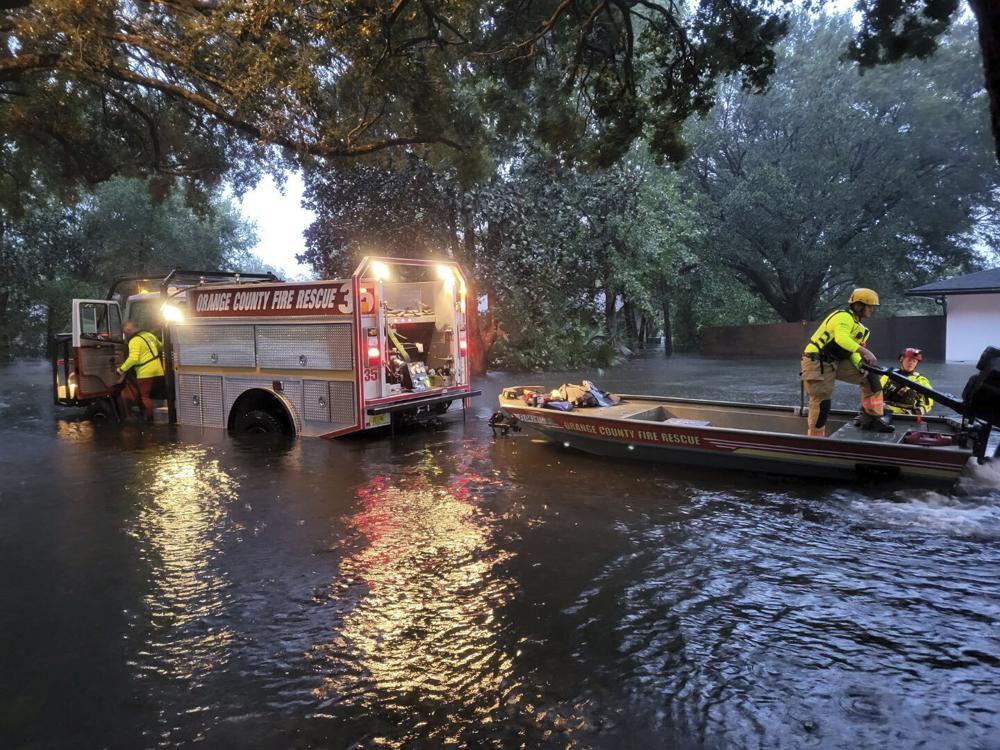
xmin=958 ymin=456 xmax=1000 ymax=492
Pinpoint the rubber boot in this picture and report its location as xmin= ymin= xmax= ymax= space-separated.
xmin=858 ymin=414 xmax=895 ymax=433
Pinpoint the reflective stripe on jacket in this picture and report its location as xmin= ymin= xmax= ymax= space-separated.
xmin=880 ymin=369 xmax=934 ymax=415
xmin=803 ymin=309 xmax=869 ymax=368
xmin=119 ymin=331 xmax=164 ymax=379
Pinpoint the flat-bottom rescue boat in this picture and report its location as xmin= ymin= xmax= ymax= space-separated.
xmin=496 ymin=347 xmax=1000 ymax=485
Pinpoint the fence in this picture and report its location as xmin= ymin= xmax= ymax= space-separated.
xmin=699 ymin=315 xmax=945 ymax=360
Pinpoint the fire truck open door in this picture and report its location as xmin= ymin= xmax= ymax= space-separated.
xmin=68 ymin=299 xmax=126 ymax=400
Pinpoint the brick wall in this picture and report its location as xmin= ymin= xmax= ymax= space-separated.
xmin=699 ymin=315 xmax=946 ymax=360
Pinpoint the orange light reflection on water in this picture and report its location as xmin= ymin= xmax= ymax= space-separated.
xmin=127 ymin=446 xmax=239 ymax=682
xmin=311 ymin=446 xmax=514 ymax=720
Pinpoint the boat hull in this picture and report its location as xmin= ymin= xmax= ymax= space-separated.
xmin=499 ymin=391 xmax=973 ymax=485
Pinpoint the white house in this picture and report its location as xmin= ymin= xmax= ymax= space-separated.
xmin=907 ymin=268 xmax=1000 ymax=362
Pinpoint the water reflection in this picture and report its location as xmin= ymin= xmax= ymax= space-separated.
xmin=127 ymin=446 xmax=238 ymax=683
xmin=310 ymin=442 xmax=514 ymax=733
xmin=4 ymin=358 xmax=999 ymax=748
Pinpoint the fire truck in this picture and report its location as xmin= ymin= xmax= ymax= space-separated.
xmin=53 ymin=257 xmax=481 ymax=436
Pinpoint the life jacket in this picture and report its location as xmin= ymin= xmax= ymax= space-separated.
xmin=804 ymin=309 xmax=869 ymax=362
xmin=883 ymin=368 xmax=919 ymax=408
xmin=882 ymin=368 xmax=933 ymax=414
xmin=132 ymin=331 xmax=164 ymax=379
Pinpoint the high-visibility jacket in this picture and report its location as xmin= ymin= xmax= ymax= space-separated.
xmin=803 ymin=309 xmax=869 ymax=369
xmin=118 ymin=331 xmax=164 ymax=379
xmin=880 ymin=369 xmax=934 ymax=415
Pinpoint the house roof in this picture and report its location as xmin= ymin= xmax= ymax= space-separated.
xmin=906 ymin=268 xmax=1000 ymax=297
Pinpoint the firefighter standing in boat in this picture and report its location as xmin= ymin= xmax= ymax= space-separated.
xmin=116 ymin=320 xmax=165 ymax=422
xmin=881 ymin=347 xmax=934 ymax=416
xmin=801 ymin=288 xmax=893 ymax=437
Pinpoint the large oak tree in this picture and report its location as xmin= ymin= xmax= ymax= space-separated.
xmin=1 ymin=0 xmax=997 ymax=188
xmin=684 ymin=15 xmax=997 ymax=322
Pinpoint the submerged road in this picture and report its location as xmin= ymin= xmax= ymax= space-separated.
xmin=1 ymin=354 xmax=998 ymax=749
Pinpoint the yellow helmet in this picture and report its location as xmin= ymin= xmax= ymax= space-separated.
xmin=849 ymin=288 xmax=880 ymax=306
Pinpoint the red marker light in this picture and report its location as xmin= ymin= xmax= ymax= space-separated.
xmin=367 ymin=346 xmax=380 ymax=367
xmin=459 ymin=339 xmax=468 ymax=354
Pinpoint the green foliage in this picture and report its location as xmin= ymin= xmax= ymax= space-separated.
xmin=301 ymin=155 xmax=460 ymax=277
xmin=0 ymin=178 xmax=257 ymax=357
xmin=78 ymin=178 xmax=256 ymax=278
xmin=488 ymin=300 xmax=620 ymax=372
xmin=681 ymin=13 xmax=998 ymax=322
xmin=0 ymin=0 xmax=795 ymax=188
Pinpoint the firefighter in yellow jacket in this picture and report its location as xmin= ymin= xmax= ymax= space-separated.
xmin=801 ymin=288 xmax=893 ymax=436
xmin=116 ymin=320 xmax=165 ymax=422
xmin=880 ymin=347 xmax=934 ymax=416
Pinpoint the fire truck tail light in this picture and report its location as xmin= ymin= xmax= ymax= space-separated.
xmin=367 ymin=346 xmax=381 ymax=366
xmin=459 ymin=339 xmax=468 ymax=353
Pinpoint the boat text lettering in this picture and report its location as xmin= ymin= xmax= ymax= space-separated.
xmin=562 ymin=421 xmax=700 ymax=445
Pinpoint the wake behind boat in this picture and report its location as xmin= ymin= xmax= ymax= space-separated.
xmin=495 ymin=348 xmax=1000 ymax=486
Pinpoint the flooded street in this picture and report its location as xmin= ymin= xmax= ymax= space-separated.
xmin=1 ymin=354 xmax=999 ymax=749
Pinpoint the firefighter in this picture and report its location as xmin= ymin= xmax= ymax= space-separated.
xmin=881 ymin=347 xmax=934 ymax=416
xmin=801 ymin=288 xmax=893 ymax=436
xmin=116 ymin=320 xmax=165 ymax=422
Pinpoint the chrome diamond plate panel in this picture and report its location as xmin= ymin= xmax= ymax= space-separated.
xmin=255 ymin=324 xmax=354 ymax=370
xmin=177 ymin=374 xmax=201 ymax=425
xmin=303 ymin=380 xmax=331 ymax=422
xmin=329 ymin=380 xmax=356 ymax=424
xmin=175 ymin=324 xmax=255 ymax=367
xmin=200 ymin=375 xmax=224 ymax=428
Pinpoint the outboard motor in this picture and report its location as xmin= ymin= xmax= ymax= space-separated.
xmin=961 ymin=346 xmax=1000 ymax=429
xmin=865 ymin=346 xmax=1000 ymax=462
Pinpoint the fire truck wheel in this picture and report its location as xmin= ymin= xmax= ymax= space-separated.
xmin=85 ymin=399 xmax=116 ymax=423
xmin=233 ymin=408 xmax=285 ymax=434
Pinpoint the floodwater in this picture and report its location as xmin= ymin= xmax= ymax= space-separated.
xmin=1 ymin=354 xmax=998 ymax=749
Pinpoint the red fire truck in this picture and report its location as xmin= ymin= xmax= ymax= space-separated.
xmin=53 ymin=257 xmax=480 ymax=436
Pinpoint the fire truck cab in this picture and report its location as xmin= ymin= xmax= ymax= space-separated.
xmin=53 ymin=257 xmax=480 ymax=436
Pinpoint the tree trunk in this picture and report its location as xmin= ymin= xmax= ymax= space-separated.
xmin=45 ymin=303 xmax=56 ymax=359
xmin=462 ymin=192 xmax=493 ymax=376
xmin=0 ymin=289 xmax=9 ymax=362
xmin=969 ymin=0 xmax=1000 ymax=162
xmin=623 ymin=301 xmax=639 ymax=350
xmin=0 ymin=221 xmax=8 ymax=361
xmin=662 ymin=300 xmax=673 ymax=356
xmin=604 ymin=286 xmax=617 ymax=337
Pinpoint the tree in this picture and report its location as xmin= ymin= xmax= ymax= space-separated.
xmin=849 ymin=0 xmax=1000 ymax=162
xmin=682 ymin=14 xmax=998 ymax=322
xmin=301 ymin=155 xmax=461 ymax=278
xmin=0 ymin=177 xmax=257 ymax=357
xmin=3 ymin=0 xmax=999 ymax=188
xmin=0 ymin=0 xmax=790 ymax=186
xmin=78 ymin=178 xmax=256 ymax=279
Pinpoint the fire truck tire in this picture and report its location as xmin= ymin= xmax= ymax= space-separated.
xmin=85 ymin=399 xmax=116 ymax=423
xmin=233 ymin=408 xmax=286 ymax=434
